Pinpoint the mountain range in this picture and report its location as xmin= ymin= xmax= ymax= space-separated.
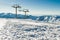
xmin=0 ymin=13 xmax=60 ymax=22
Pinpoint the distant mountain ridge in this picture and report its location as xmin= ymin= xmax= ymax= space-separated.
xmin=0 ymin=13 xmax=60 ymax=22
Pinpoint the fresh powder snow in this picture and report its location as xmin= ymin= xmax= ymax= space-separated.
xmin=0 ymin=18 xmax=60 ymax=40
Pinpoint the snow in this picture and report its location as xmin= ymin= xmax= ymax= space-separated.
xmin=0 ymin=18 xmax=60 ymax=40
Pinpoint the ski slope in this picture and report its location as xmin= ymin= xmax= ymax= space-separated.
xmin=0 ymin=18 xmax=60 ymax=40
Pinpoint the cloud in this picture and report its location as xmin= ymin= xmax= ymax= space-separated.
xmin=30 ymin=10 xmax=60 ymax=16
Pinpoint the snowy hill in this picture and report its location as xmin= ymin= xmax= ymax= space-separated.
xmin=0 ymin=18 xmax=60 ymax=40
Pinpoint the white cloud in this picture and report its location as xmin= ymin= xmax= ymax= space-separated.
xmin=30 ymin=10 xmax=60 ymax=16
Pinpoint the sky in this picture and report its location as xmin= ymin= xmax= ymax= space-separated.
xmin=0 ymin=0 xmax=60 ymax=16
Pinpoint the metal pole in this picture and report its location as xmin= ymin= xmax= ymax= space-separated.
xmin=25 ymin=11 xmax=26 ymax=18
xmin=16 ymin=7 xmax=17 ymax=18
xmin=25 ymin=12 xmax=26 ymax=16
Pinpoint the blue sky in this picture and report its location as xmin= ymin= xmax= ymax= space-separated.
xmin=0 ymin=0 xmax=60 ymax=16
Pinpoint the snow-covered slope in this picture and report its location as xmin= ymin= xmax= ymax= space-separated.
xmin=0 ymin=18 xmax=60 ymax=40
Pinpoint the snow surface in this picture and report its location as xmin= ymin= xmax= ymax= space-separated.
xmin=0 ymin=18 xmax=60 ymax=40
